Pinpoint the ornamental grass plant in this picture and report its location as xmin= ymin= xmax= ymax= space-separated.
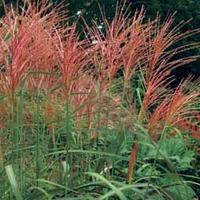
xmin=0 ymin=0 xmax=199 ymax=199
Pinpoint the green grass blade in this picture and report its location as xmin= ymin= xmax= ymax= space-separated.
xmin=47 ymin=149 xmax=128 ymax=161
xmin=86 ymin=172 xmax=128 ymax=200
xmin=5 ymin=165 xmax=23 ymax=200
xmin=100 ymin=185 xmax=146 ymax=200
xmin=30 ymin=186 xmax=52 ymax=199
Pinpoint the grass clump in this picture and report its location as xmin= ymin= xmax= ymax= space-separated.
xmin=0 ymin=0 xmax=199 ymax=199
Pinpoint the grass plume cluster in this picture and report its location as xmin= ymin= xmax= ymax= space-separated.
xmin=0 ymin=0 xmax=199 ymax=199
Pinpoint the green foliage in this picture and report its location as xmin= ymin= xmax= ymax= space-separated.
xmin=1 ymin=95 xmax=198 ymax=199
xmin=138 ymin=135 xmax=195 ymax=170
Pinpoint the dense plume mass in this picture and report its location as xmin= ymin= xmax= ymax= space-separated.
xmin=0 ymin=1 xmax=200 ymax=144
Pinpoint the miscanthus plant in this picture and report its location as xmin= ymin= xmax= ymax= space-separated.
xmin=0 ymin=0 xmax=199 ymax=199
